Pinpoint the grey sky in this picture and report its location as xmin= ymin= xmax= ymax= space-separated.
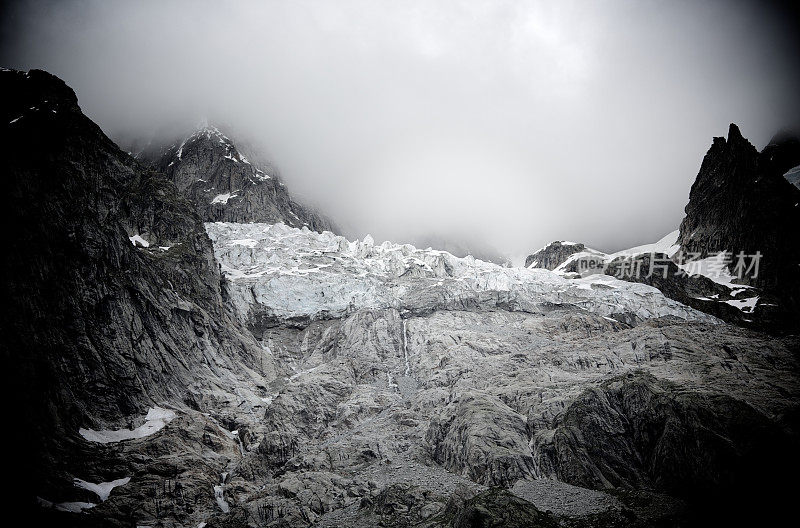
xmin=2 ymin=0 xmax=798 ymax=263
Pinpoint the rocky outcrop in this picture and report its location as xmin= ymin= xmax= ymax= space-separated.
xmin=0 ymin=69 xmax=271 ymax=520
xmin=677 ymin=124 xmax=800 ymax=328
xmin=520 ymin=125 xmax=800 ymax=334
xmin=141 ymin=125 xmax=335 ymax=231
xmin=426 ymin=393 xmax=537 ymax=487
xmin=525 ymin=241 xmax=587 ymax=269
xmin=448 ymin=488 xmax=559 ymax=528
xmin=533 ymin=371 xmax=800 ymax=525
xmin=534 ymin=372 xmax=787 ymax=492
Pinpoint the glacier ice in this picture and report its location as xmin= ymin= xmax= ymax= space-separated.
xmin=205 ymin=222 xmax=717 ymax=325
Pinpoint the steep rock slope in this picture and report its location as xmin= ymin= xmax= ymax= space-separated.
xmin=142 ymin=126 xmax=334 ymax=231
xmin=677 ymin=124 xmax=800 ymax=323
xmin=0 ymin=69 xmax=272 ymax=519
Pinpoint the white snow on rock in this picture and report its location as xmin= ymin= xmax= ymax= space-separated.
xmin=676 ymin=251 xmax=753 ymax=289
xmin=37 ymin=496 xmax=96 ymax=513
xmin=205 ymin=222 xmax=716 ymax=324
xmin=725 ymin=296 xmax=759 ymax=312
xmin=79 ymin=407 xmax=176 ymax=444
xmin=553 ymin=230 xmax=681 ymax=275
xmin=552 ymin=230 xmax=752 ymax=292
xmin=609 ymin=230 xmax=681 ymax=259
xmin=211 ymin=192 xmax=238 ymax=205
xmin=55 ymin=502 xmax=96 ymax=513
xmin=74 ymin=477 xmax=131 ymax=502
xmin=129 ymin=234 xmax=150 ymax=248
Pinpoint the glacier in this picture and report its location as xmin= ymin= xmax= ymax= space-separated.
xmin=206 ymin=222 xmax=717 ymax=326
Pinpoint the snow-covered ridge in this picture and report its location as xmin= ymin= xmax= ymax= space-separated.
xmin=550 ymin=230 xmax=759 ymax=312
xmin=553 ymin=230 xmax=682 ymax=275
xmin=206 ymin=222 xmax=716 ymax=324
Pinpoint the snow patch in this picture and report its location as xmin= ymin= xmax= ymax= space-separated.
xmin=74 ymin=477 xmax=131 ymax=502
xmin=609 ymin=230 xmax=681 ymax=259
xmin=129 ymin=235 xmax=150 ymax=248
xmin=79 ymin=407 xmax=176 ymax=444
xmin=211 ymin=192 xmax=238 ymax=205
xmin=38 ymin=496 xmax=96 ymax=513
xmin=724 ymin=296 xmax=759 ymax=312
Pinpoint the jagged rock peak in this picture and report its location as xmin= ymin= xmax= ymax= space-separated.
xmin=726 ymin=122 xmax=744 ymax=143
xmin=1 ymin=68 xmax=78 ymax=109
xmin=176 ymin=124 xmax=238 ymax=155
xmin=141 ymin=122 xmax=337 ymax=232
xmin=677 ymin=123 xmax=800 ymax=327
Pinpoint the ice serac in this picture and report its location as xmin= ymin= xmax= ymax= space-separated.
xmin=141 ymin=125 xmax=335 ymax=232
xmin=205 ymin=222 xmax=717 ymax=331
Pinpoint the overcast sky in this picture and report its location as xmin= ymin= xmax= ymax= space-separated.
xmin=2 ymin=0 xmax=798 ymax=263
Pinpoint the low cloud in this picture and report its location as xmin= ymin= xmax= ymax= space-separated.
xmin=2 ymin=0 xmax=798 ymax=262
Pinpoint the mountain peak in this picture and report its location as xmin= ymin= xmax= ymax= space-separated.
xmin=727 ymin=122 xmax=743 ymax=142
xmin=141 ymin=124 xmax=336 ymax=232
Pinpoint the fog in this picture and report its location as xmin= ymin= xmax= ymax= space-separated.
xmin=2 ymin=0 xmax=798 ymax=263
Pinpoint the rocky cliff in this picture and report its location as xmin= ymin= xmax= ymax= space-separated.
xmin=0 ymin=69 xmax=272 ymax=520
xmin=678 ymin=125 xmax=800 ymax=288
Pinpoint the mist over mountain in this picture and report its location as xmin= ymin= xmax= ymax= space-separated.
xmin=2 ymin=0 xmax=799 ymax=259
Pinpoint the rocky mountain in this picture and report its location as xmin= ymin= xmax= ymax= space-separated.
xmin=140 ymin=125 xmax=335 ymax=232
xmin=198 ymin=222 xmax=798 ymax=527
xmin=3 ymin=70 xmax=800 ymax=527
xmin=677 ymin=124 xmax=800 ymax=289
xmin=525 ymin=124 xmax=800 ymax=334
xmin=525 ymin=241 xmax=588 ymax=269
xmin=0 ymin=69 xmax=273 ymax=522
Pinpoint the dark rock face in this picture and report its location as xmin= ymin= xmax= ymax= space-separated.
xmin=142 ymin=126 xmax=335 ymax=231
xmin=601 ymin=254 xmax=753 ymax=324
xmin=426 ymin=393 xmax=538 ymax=487
xmin=525 ymin=241 xmax=586 ymax=269
xmin=677 ymin=124 xmax=800 ymax=320
xmin=535 ymin=371 xmax=800 ymax=522
xmin=449 ymin=489 xmax=558 ymax=528
xmin=0 ymin=69 xmax=264 ymax=511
